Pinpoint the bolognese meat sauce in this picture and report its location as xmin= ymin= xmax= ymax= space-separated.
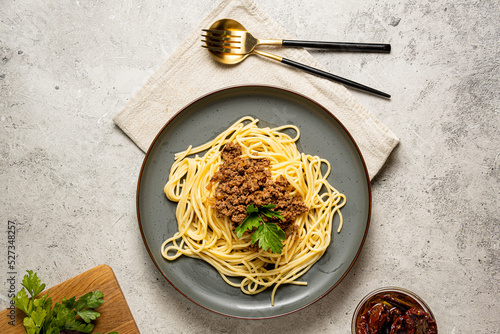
xmin=210 ymin=142 xmax=308 ymax=231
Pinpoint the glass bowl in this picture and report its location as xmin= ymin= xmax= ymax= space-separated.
xmin=351 ymin=286 xmax=437 ymax=333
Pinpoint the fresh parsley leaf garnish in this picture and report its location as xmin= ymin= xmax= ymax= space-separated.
xmin=234 ymin=204 xmax=261 ymax=238
xmin=246 ymin=204 xmax=259 ymax=214
xmin=251 ymin=219 xmax=287 ymax=254
xmin=259 ymin=204 xmax=284 ymax=220
xmin=12 ymin=270 xmax=116 ymax=334
xmin=234 ymin=204 xmax=287 ymax=253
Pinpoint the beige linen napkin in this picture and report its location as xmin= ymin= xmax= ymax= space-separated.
xmin=113 ymin=0 xmax=399 ymax=179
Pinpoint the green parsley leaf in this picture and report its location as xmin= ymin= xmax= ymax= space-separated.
xmin=234 ymin=211 xmax=261 ymax=238
xmin=234 ymin=204 xmax=286 ymax=253
xmin=22 ymin=270 xmax=46 ymax=298
xmin=251 ymin=221 xmax=286 ymax=254
xmin=13 ymin=288 xmax=31 ymax=315
xmin=74 ymin=290 xmax=104 ymax=311
xmin=77 ymin=309 xmax=101 ymax=323
xmin=30 ymin=308 xmax=47 ymax=328
xmin=22 ymin=316 xmax=37 ymax=332
xmin=65 ymin=319 xmax=95 ymax=333
xmin=259 ymin=204 xmax=284 ymax=220
xmin=246 ymin=204 xmax=259 ymax=214
xmin=33 ymin=294 xmax=52 ymax=320
xmin=86 ymin=290 xmax=104 ymax=308
xmin=62 ymin=296 xmax=76 ymax=310
xmin=50 ymin=302 xmax=71 ymax=328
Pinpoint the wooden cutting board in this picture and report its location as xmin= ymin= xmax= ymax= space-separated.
xmin=0 ymin=265 xmax=139 ymax=334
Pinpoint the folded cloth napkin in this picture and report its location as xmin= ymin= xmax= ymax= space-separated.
xmin=113 ymin=0 xmax=399 ymax=179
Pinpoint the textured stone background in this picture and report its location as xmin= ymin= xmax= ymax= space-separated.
xmin=1 ymin=0 xmax=499 ymax=333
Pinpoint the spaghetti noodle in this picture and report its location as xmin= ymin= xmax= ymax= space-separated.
xmin=161 ymin=116 xmax=346 ymax=304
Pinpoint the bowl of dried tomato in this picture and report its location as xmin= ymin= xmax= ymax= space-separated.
xmin=352 ymin=287 xmax=437 ymax=334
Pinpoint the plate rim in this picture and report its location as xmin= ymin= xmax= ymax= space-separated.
xmin=136 ymin=84 xmax=372 ymax=319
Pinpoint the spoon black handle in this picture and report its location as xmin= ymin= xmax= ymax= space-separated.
xmin=281 ymin=57 xmax=390 ymax=98
xmin=282 ymin=40 xmax=391 ymax=53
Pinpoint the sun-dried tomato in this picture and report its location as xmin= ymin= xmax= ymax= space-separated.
xmin=356 ymin=291 xmax=437 ymax=334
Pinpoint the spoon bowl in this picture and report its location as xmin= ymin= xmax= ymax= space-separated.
xmin=206 ymin=19 xmax=250 ymax=65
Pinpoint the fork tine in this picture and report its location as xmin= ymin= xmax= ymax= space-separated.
xmin=202 ymin=39 xmax=242 ymax=48
xmin=202 ymin=44 xmax=244 ymax=54
xmin=201 ymin=34 xmax=241 ymax=43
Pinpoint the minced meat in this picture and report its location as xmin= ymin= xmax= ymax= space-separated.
xmin=210 ymin=142 xmax=308 ymax=231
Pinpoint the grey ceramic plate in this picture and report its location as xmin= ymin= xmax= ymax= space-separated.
xmin=137 ymin=85 xmax=371 ymax=319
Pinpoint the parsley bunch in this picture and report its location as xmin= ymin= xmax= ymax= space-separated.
xmin=13 ymin=270 xmax=117 ymax=334
xmin=234 ymin=204 xmax=286 ymax=254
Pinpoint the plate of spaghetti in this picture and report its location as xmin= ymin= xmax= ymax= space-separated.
xmin=137 ymin=85 xmax=371 ymax=319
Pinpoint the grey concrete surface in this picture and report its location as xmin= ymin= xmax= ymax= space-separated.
xmin=1 ymin=0 xmax=499 ymax=333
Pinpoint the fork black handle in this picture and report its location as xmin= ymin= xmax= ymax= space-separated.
xmin=281 ymin=57 xmax=390 ymax=98
xmin=282 ymin=40 xmax=391 ymax=53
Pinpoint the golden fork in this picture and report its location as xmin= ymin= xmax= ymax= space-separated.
xmin=202 ymin=23 xmax=391 ymax=54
